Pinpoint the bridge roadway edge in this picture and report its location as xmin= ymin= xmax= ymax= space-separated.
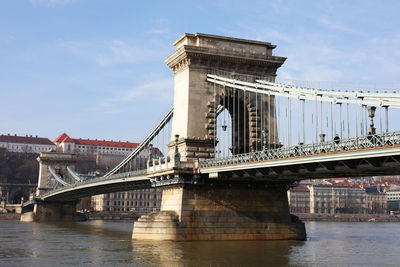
xmin=199 ymin=146 xmax=400 ymax=180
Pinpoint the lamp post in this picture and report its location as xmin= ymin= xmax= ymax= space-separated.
xmin=148 ymin=144 xmax=153 ymax=167
xmin=368 ymin=106 xmax=376 ymax=135
xmin=262 ymin=129 xmax=268 ymax=150
xmin=319 ymin=133 xmax=326 ymax=143
xmin=173 ymin=134 xmax=180 ymax=167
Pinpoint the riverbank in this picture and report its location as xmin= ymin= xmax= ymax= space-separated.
xmin=86 ymin=212 xmax=140 ymax=221
xmin=3 ymin=212 xmax=399 ymax=222
xmin=0 ymin=212 xmax=141 ymax=221
xmin=0 ymin=213 xmax=21 ymax=220
xmin=296 ymin=213 xmax=400 ymax=222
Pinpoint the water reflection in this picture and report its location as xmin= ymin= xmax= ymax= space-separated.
xmin=1 ymin=220 xmax=400 ymax=266
xmin=130 ymin=240 xmax=300 ymax=266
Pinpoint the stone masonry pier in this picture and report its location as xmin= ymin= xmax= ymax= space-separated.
xmin=132 ymin=181 xmax=305 ymax=241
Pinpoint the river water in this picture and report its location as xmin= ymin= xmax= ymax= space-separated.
xmin=0 ymin=220 xmax=399 ymax=266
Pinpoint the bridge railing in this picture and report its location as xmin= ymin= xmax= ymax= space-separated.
xmin=41 ymin=169 xmax=147 ymax=197
xmin=199 ymin=131 xmax=400 ymax=168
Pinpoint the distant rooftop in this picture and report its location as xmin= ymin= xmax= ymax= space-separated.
xmin=54 ymin=133 xmax=139 ymax=148
xmin=0 ymin=134 xmax=55 ymax=146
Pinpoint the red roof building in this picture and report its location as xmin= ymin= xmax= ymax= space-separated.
xmin=53 ymin=133 xmax=142 ymax=157
xmin=53 ymin=133 xmax=70 ymax=143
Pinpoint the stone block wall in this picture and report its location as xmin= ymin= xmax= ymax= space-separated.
xmin=132 ymin=182 xmax=306 ymax=241
xmin=168 ymin=138 xmax=215 ymax=161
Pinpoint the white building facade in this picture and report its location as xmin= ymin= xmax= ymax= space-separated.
xmin=287 ymin=186 xmax=310 ymax=213
xmin=0 ymin=134 xmax=56 ymax=153
xmin=308 ymin=185 xmax=366 ymax=214
xmin=386 ymin=186 xmax=400 ymax=211
xmin=53 ymin=132 xmax=149 ymax=157
xmin=91 ymin=188 xmax=162 ymax=214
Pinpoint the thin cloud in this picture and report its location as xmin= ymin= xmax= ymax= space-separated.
xmin=146 ymin=27 xmax=170 ymax=35
xmin=96 ymin=77 xmax=173 ymax=114
xmin=318 ymin=16 xmax=358 ymax=34
xmin=0 ymin=32 xmax=15 ymax=45
xmin=96 ymin=40 xmax=164 ymax=66
xmin=146 ymin=18 xmax=170 ymax=35
xmin=110 ymin=78 xmax=173 ymax=103
xmin=57 ymin=39 xmax=167 ymax=66
xmin=29 ymin=0 xmax=80 ymax=6
xmin=236 ymin=21 xmax=400 ymax=85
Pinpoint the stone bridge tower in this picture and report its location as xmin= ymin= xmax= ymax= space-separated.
xmin=36 ymin=152 xmax=76 ymax=197
xmin=165 ymin=33 xmax=286 ymax=159
xmin=22 ymin=152 xmax=79 ymax=222
xmin=133 ymin=33 xmax=306 ymax=241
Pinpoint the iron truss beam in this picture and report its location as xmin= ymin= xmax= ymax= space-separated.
xmin=200 ymin=131 xmax=400 ymax=169
xmin=203 ymin=153 xmax=400 ymax=182
xmin=42 ymin=173 xmax=151 ymax=202
xmin=207 ymin=74 xmax=400 ymax=108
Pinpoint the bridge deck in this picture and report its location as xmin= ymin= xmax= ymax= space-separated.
xmin=37 ymin=133 xmax=400 ymax=201
xmin=42 ymin=173 xmax=151 ymax=202
xmin=199 ymin=131 xmax=400 ymax=181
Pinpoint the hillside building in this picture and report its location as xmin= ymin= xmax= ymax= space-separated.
xmin=364 ymin=186 xmax=387 ymax=214
xmin=386 ymin=186 xmax=400 ymax=212
xmin=287 ymin=186 xmax=310 ymax=213
xmin=308 ymin=184 xmax=366 ymax=214
xmin=0 ymin=134 xmax=55 ymax=153
xmin=53 ymin=132 xmax=151 ymax=171
xmin=91 ymin=188 xmax=162 ymax=214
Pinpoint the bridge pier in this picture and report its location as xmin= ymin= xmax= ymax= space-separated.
xmin=21 ymin=201 xmax=85 ymax=222
xmin=132 ymin=180 xmax=305 ymax=241
xmin=21 ymin=152 xmax=83 ymax=222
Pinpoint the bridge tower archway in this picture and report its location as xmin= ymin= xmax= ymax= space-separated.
xmin=10 ymin=190 xmax=24 ymax=204
xmin=215 ymin=85 xmax=280 ymax=155
xmin=165 ymin=33 xmax=284 ymax=161
xmin=36 ymin=152 xmax=76 ymax=197
xmin=215 ymin=88 xmax=250 ymax=156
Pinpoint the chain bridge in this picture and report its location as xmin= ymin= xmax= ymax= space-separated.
xmin=22 ymin=33 xmax=400 ymax=241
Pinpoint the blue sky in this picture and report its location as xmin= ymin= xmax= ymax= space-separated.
xmin=1 ymin=0 xmax=400 ymax=142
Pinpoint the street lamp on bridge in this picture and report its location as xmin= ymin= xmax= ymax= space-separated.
xmin=368 ymin=106 xmax=376 ymax=135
